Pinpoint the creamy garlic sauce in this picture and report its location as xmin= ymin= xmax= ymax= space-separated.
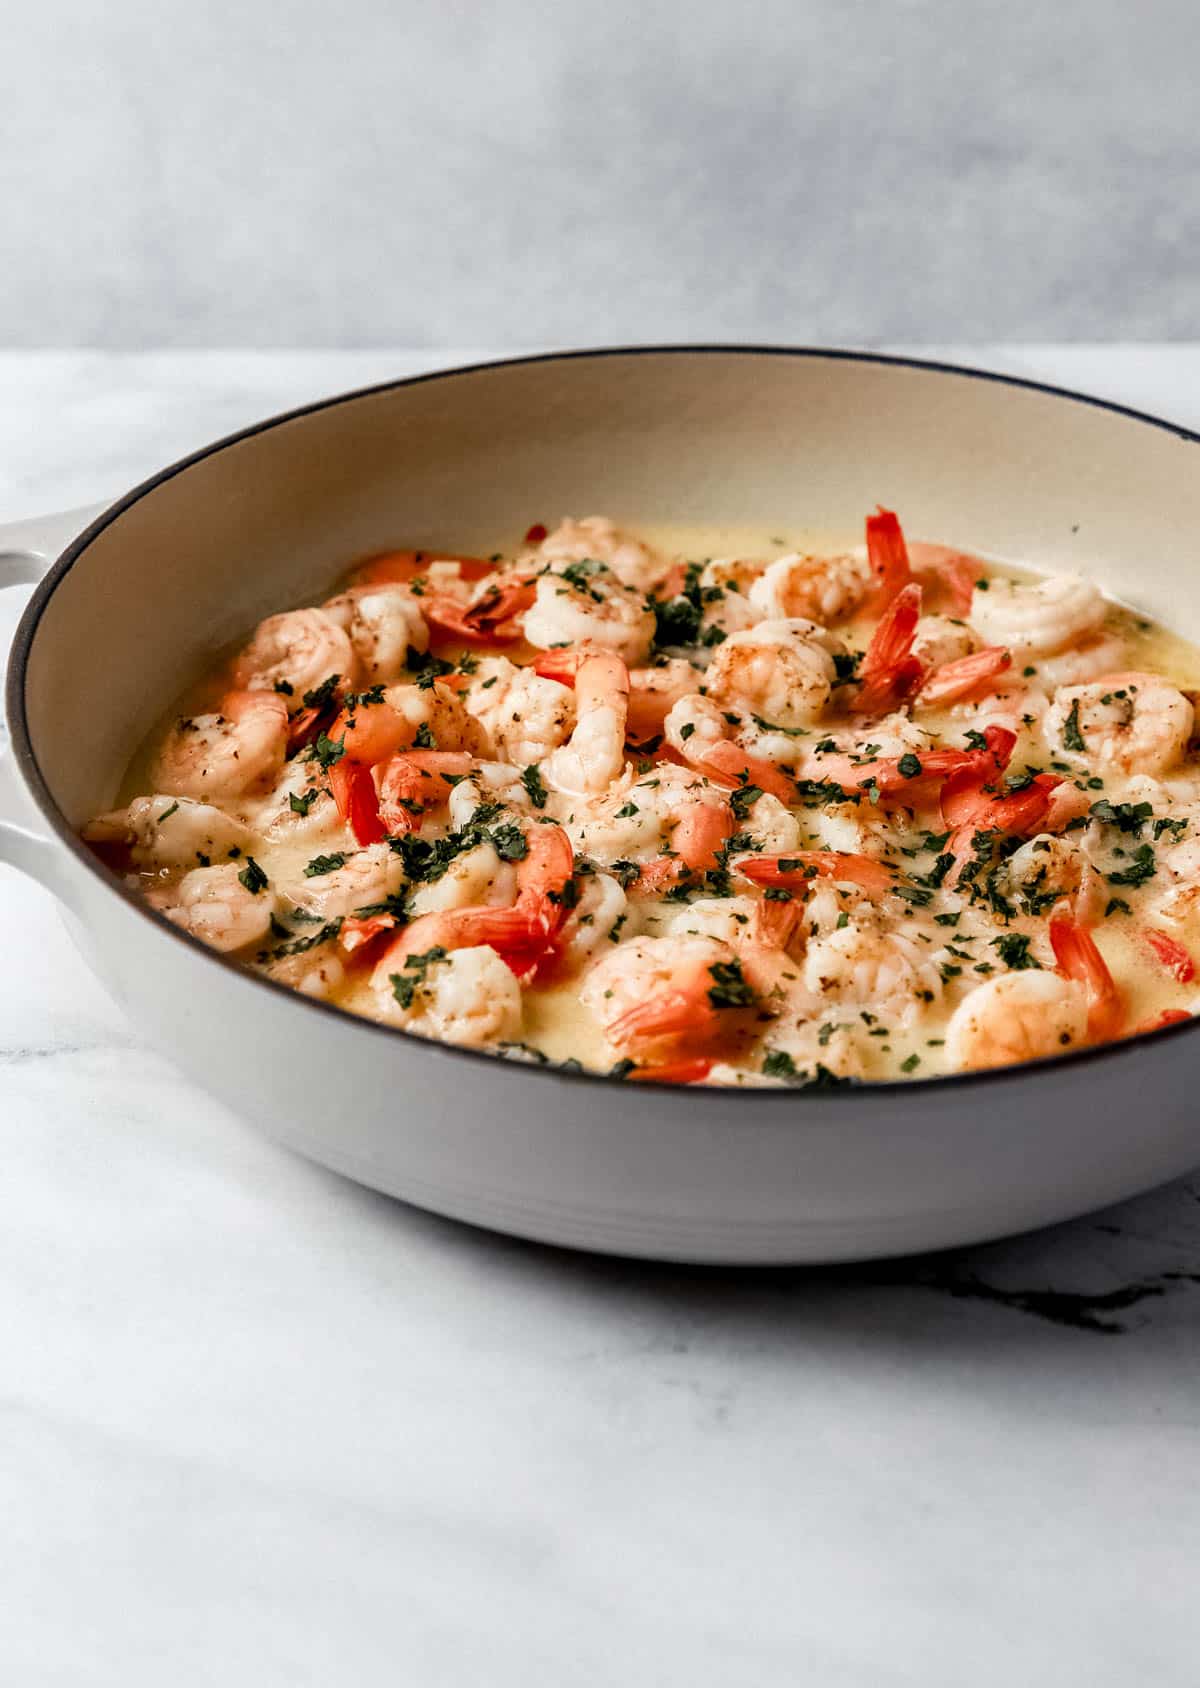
xmin=96 ymin=518 xmax=1200 ymax=1086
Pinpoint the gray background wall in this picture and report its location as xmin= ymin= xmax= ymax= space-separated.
xmin=1 ymin=0 xmax=1195 ymax=347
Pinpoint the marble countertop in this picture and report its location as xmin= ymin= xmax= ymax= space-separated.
xmin=3 ymin=347 xmax=1199 ymax=1686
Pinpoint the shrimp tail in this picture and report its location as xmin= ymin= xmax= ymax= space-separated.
xmin=854 ymin=582 xmax=925 ymax=714
xmin=377 ymin=751 xmax=473 ymax=834
xmin=1049 ymin=914 xmax=1123 ymax=1042
xmin=609 ymin=989 xmax=718 ymax=1052
xmin=866 ymin=507 xmax=914 ymax=608
xmin=694 ymin=742 xmax=797 ymax=805
xmin=735 ymin=851 xmax=895 ymax=895
xmin=919 ymin=646 xmax=1012 ymax=706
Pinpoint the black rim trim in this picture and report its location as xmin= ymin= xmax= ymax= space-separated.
xmin=7 ymin=342 xmax=1200 ymax=1098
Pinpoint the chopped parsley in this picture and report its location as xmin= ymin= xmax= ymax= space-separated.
xmin=1106 ymin=843 xmax=1156 ymax=887
xmin=301 ymin=673 xmax=342 ymax=712
xmin=652 ymin=593 xmax=702 ymax=648
xmin=156 ymin=801 xmax=180 ymax=823
xmin=1090 ymin=799 xmax=1153 ymax=833
xmin=406 ymin=646 xmax=455 ymax=689
xmin=729 ymin=784 xmax=764 ymax=820
xmin=559 ymin=557 xmax=608 ymax=597
xmin=991 ymin=932 xmax=1040 ymax=970
xmin=237 ymin=856 xmax=269 ymax=895
xmin=413 ymin=721 xmax=436 ymax=749
xmin=762 ymin=1050 xmax=797 ymax=1079
xmin=1061 ymin=698 xmax=1086 ymax=752
xmin=289 ymin=789 xmax=318 ymax=817
xmin=307 ymin=731 xmax=346 ymax=771
xmin=389 ymin=945 xmax=449 ymax=1009
xmin=1153 ymin=816 xmax=1188 ymax=842
xmin=706 ymin=959 xmax=756 ymax=1010
xmin=897 ymin=752 xmax=923 ymax=779
xmin=521 ymin=763 xmax=548 ymax=808
xmin=304 ymin=852 xmax=347 ymax=877
xmin=268 ymin=919 xmax=342 ymax=959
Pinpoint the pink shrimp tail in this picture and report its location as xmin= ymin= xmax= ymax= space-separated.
xmin=1049 ymin=913 xmax=1124 ymax=1042
xmin=695 ymin=742 xmax=797 ymax=805
xmin=855 ymin=583 xmax=925 ymax=714
xmin=736 ymin=851 xmax=894 ymax=895
xmin=919 ymin=646 xmax=1012 ymax=705
xmin=377 ymin=751 xmax=473 ymax=834
xmin=866 ymin=507 xmax=914 ymax=609
xmin=609 ymin=990 xmax=719 ymax=1053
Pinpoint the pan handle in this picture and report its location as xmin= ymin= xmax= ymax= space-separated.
xmin=0 ymin=502 xmax=108 ymax=884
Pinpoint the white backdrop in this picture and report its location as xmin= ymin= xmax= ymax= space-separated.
xmin=0 ymin=0 xmax=1195 ymax=346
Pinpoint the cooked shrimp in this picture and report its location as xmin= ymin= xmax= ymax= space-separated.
xmin=944 ymin=970 xmax=1089 ymax=1071
xmin=262 ymin=929 xmax=346 ymax=999
xmin=663 ymin=692 xmax=729 ymax=763
xmin=373 ymin=822 xmax=575 ymax=984
xmin=153 ymin=691 xmax=288 ymax=801
xmin=999 ymin=834 xmax=1084 ymax=911
xmin=698 ymin=557 xmax=768 ymax=597
xmin=332 ymin=680 xmax=486 ymax=769
xmin=535 ymin=516 xmax=668 ymax=594
xmin=569 ymin=764 xmax=729 ymax=868
xmin=465 ymin=656 xmax=576 ymax=766
xmin=663 ymin=895 xmax=803 ymax=997
xmin=322 ymin=584 xmax=429 ymax=682
xmin=162 ymin=861 xmax=276 ymax=953
xmin=232 ymin=607 xmax=355 ymax=697
xmin=580 ymin=934 xmax=737 ymax=1056
xmin=748 ymin=552 xmax=871 ymax=625
xmin=250 ymin=759 xmax=346 ymax=847
xmin=736 ymin=852 xmax=896 ymax=896
xmin=542 ymin=651 xmax=630 ymax=798
xmin=693 ymin=564 xmax=762 ymax=639
xmin=446 ymin=761 xmax=535 ymax=831
xmin=704 ymin=619 xmax=838 ymax=729
xmin=633 ymin=797 xmax=733 ymax=894
xmin=628 ymin=658 xmax=701 ymax=740
xmin=83 ymin=794 xmax=251 ymax=868
xmin=1024 ymin=631 xmax=1128 ymax=690
xmin=554 ymin=871 xmax=631 ymax=969
xmin=375 ymin=751 xmax=474 ymax=834
xmin=530 ymin=647 xmax=700 ymax=742
xmin=911 ymin=615 xmax=977 ymax=670
xmin=285 ymin=842 xmax=404 ymax=921
xmin=759 ymin=1018 xmax=867 ymax=1083
xmin=969 ymin=573 xmax=1105 ymax=657
xmin=523 ymin=560 xmax=656 ymax=664
xmin=375 ymin=945 xmax=523 ymax=1047
xmin=1149 ymin=836 xmax=1200 ymax=924
xmin=380 ymin=682 xmax=486 ymax=755
xmin=733 ymin=791 xmax=801 ymax=854
xmin=803 ymin=920 xmax=941 ymax=1017
xmin=1044 ymin=672 xmax=1193 ymax=776
xmin=408 ymin=842 xmax=520 ymax=916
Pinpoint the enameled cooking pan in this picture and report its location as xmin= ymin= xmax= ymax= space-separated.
xmin=3 ymin=348 xmax=1199 ymax=1263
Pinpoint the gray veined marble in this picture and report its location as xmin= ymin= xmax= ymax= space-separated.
xmin=2 ymin=347 xmax=1200 ymax=1686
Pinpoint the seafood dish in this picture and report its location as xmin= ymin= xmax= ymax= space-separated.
xmin=83 ymin=509 xmax=1200 ymax=1086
